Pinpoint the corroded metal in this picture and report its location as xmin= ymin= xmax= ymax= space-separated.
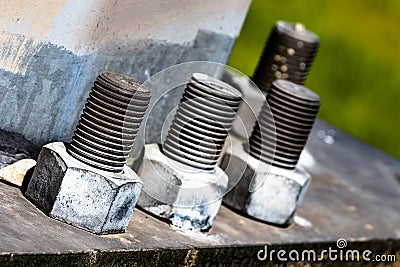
xmin=223 ymin=79 xmax=320 ymax=225
xmin=25 ymin=72 xmax=150 ymax=234
xmin=138 ymin=73 xmax=242 ymax=231
xmin=249 ymin=79 xmax=320 ymax=170
xmin=163 ymin=73 xmax=242 ymax=171
xmin=68 ymin=71 xmax=151 ymax=172
xmin=253 ymin=21 xmax=319 ymax=92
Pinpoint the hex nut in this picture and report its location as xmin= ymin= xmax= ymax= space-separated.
xmin=137 ymin=144 xmax=228 ymax=231
xmin=221 ymin=136 xmax=311 ymax=225
xmin=25 ymin=142 xmax=142 ymax=234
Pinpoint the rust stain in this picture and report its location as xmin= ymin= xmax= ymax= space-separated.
xmin=364 ymin=223 xmax=374 ymax=231
xmin=105 ymin=234 xmax=133 ymax=244
xmin=183 ymin=249 xmax=198 ymax=267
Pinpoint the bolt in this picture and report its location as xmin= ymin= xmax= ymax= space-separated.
xmin=68 ymin=71 xmax=151 ymax=172
xmin=163 ymin=73 xmax=242 ymax=171
xmin=222 ymin=79 xmax=320 ymax=225
xmin=253 ymin=20 xmax=319 ymax=92
xmin=249 ymin=79 xmax=320 ymax=170
xmin=137 ymin=73 xmax=242 ymax=231
xmin=25 ymin=71 xmax=150 ymax=234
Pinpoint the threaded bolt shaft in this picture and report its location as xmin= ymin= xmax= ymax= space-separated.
xmin=163 ymin=73 xmax=242 ymax=171
xmin=249 ymin=79 xmax=320 ymax=170
xmin=68 ymin=71 xmax=151 ymax=172
xmin=253 ymin=21 xmax=319 ymax=92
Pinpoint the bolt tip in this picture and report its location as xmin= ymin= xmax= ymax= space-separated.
xmin=98 ymin=71 xmax=151 ymax=96
xmin=294 ymin=22 xmax=306 ymax=32
xmin=191 ymin=73 xmax=242 ymax=100
xmin=273 ymin=80 xmax=320 ymax=104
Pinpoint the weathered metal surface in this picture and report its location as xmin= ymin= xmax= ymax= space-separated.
xmin=137 ymin=143 xmax=228 ymax=232
xmin=67 ymin=71 xmax=151 ymax=173
xmin=0 ymin=0 xmax=251 ymax=148
xmin=0 ymin=120 xmax=398 ymax=265
xmin=24 ymin=142 xmax=143 ymax=234
xmin=221 ymin=136 xmax=312 ymax=225
xmin=253 ymin=21 xmax=319 ymax=92
xmin=249 ymin=80 xmax=320 ymax=170
xmin=163 ymin=73 xmax=242 ymax=170
xmin=138 ymin=74 xmax=242 ymax=231
xmin=223 ymin=79 xmax=320 ymax=225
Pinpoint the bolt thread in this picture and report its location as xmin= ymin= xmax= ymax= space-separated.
xmin=253 ymin=21 xmax=319 ymax=92
xmin=163 ymin=73 xmax=242 ymax=171
xmin=68 ymin=71 xmax=150 ymax=172
xmin=249 ymin=80 xmax=320 ymax=170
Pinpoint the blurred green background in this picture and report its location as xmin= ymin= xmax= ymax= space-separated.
xmin=229 ymin=0 xmax=400 ymax=160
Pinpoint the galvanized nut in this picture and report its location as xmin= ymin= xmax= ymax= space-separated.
xmin=25 ymin=71 xmax=150 ymax=234
xmin=138 ymin=73 xmax=242 ymax=231
xmin=222 ymin=79 xmax=320 ymax=225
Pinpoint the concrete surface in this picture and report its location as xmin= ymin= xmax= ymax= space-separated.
xmin=0 ymin=120 xmax=399 ymax=266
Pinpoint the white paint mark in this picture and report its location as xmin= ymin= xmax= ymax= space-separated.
xmin=298 ymin=148 xmax=316 ymax=169
xmin=144 ymin=69 xmax=151 ymax=81
xmin=172 ymin=226 xmax=224 ymax=244
xmin=317 ymin=129 xmax=336 ymax=145
xmin=294 ymin=216 xmax=312 ymax=228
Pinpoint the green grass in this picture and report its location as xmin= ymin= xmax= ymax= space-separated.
xmin=229 ymin=0 xmax=400 ymax=160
